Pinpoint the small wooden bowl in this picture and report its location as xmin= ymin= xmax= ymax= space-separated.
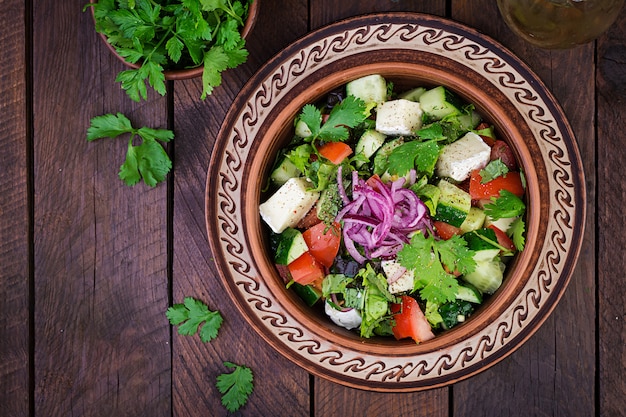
xmin=206 ymin=13 xmax=586 ymax=392
xmin=89 ymin=0 xmax=258 ymax=80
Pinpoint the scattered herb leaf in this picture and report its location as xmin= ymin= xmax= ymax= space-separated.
xmin=86 ymin=113 xmax=173 ymax=187
xmin=166 ymin=296 xmax=223 ymax=343
xmin=386 ymin=140 xmax=440 ymax=177
xmin=216 ymin=362 xmax=254 ymax=412
xmin=509 ymin=216 xmax=526 ymax=251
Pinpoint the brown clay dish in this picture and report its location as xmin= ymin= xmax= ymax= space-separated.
xmin=206 ymin=13 xmax=586 ymax=391
xmin=89 ymin=0 xmax=258 ymax=80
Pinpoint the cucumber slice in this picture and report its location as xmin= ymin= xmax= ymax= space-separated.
xmin=295 ymin=119 xmax=313 ymax=138
xmin=291 ymin=282 xmax=322 ymax=307
xmin=399 ymin=86 xmax=427 ymax=102
xmin=346 ymin=74 xmax=387 ymax=107
xmin=455 ymin=283 xmax=483 ymax=304
xmin=270 ymin=157 xmax=301 ymax=186
xmin=419 ymin=86 xmax=463 ymax=120
xmin=274 ymin=228 xmax=309 ymax=265
xmin=373 ymin=137 xmax=405 ymax=176
xmin=433 ymin=179 xmax=471 ymax=227
xmin=459 ymin=206 xmax=486 ymax=233
xmin=462 ymin=249 xmax=504 ymax=294
xmin=355 ymin=129 xmax=386 ymax=166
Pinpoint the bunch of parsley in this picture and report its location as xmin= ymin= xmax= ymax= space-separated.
xmin=89 ymin=0 xmax=252 ymax=101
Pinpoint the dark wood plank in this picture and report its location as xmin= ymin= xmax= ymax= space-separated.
xmin=597 ymin=8 xmax=626 ymax=416
xmin=0 ymin=1 xmax=29 ymax=416
xmin=452 ymin=1 xmax=596 ymax=415
xmin=170 ymin=1 xmax=312 ymax=415
xmin=32 ymin=1 xmax=170 ymax=415
xmin=309 ymin=2 xmax=450 ymax=415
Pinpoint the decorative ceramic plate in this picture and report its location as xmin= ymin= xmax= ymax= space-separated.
xmin=206 ymin=13 xmax=585 ymax=391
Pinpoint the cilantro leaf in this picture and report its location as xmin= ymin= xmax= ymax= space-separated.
xmin=509 ymin=217 xmax=526 ymax=251
xmin=296 ymin=96 xmax=368 ymax=143
xmin=386 ymin=140 xmax=440 ymax=177
xmin=480 ymin=159 xmax=509 ymax=183
xmin=87 ymin=113 xmax=173 ymax=187
xmin=483 ymin=189 xmax=526 ymax=219
xmin=166 ymin=297 xmax=223 ymax=343
xmin=216 ymin=362 xmax=254 ymax=413
xmin=397 ymin=233 xmax=475 ymax=304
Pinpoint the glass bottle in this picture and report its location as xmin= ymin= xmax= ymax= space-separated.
xmin=497 ymin=0 xmax=625 ymax=48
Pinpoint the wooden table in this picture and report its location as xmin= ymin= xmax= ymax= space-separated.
xmin=2 ymin=1 xmax=625 ymax=416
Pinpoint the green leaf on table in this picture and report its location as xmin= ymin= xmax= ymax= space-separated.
xmin=86 ymin=112 xmax=173 ymax=187
xmin=166 ymin=297 xmax=223 ymax=343
xmin=216 ymin=362 xmax=254 ymax=413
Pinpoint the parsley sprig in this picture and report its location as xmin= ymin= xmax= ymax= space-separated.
xmin=89 ymin=0 xmax=252 ymax=101
xmin=166 ymin=297 xmax=254 ymax=412
xmin=166 ymin=296 xmax=224 ymax=343
xmin=296 ymin=95 xmax=368 ymax=142
xmin=86 ymin=113 xmax=173 ymax=187
xmin=397 ymin=233 xmax=476 ymax=305
xmin=216 ymin=362 xmax=254 ymax=413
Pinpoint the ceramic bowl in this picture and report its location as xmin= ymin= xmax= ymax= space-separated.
xmin=89 ymin=0 xmax=258 ymax=80
xmin=206 ymin=13 xmax=586 ymax=391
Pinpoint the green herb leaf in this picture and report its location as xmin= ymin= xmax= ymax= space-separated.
xmin=87 ymin=113 xmax=173 ymax=187
xmin=483 ymin=189 xmax=526 ymax=219
xmin=386 ymin=140 xmax=440 ymax=177
xmin=509 ymin=216 xmax=526 ymax=251
xmin=480 ymin=159 xmax=509 ymax=183
xmin=397 ymin=233 xmax=475 ymax=305
xmin=166 ymin=297 xmax=223 ymax=343
xmin=216 ymin=362 xmax=254 ymax=412
xmin=297 ymin=96 xmax=368 ymax=143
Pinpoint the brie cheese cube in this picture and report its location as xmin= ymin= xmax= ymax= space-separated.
xmin=375 ymin=99 xmax=424 ymax=136
xmin=382 ymin=259 xmax=415 ymax=294
xmin=325 ymin=301 xmax=362 ymax=330
xmin=436 ymin=132 xmax=491 ymax=182
xmin=259 ymin=177 xmax=320 ymax=234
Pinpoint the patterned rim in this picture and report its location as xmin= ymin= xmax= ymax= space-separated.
xmin=206 ymin=13 xmax=586 ymax=391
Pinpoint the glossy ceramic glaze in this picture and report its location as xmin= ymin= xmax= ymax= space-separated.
xmin=89 ymin=0 xmax=258 ymax=80
xmin=206 ymin=13 xmax=586 ymax=391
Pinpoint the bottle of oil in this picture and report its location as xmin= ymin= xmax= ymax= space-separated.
xmin=497 ymin=0 xmax=624 ymax=48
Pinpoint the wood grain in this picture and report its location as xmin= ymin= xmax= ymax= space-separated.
xmin=0 ymin=1 xmax=29 ymax=416
xmin=32 ymin=1 xmax=170 ymax=415
xmin=597 ymin=8 xmax=626 ymax=416
xmin=452 ymin=1 xmax=596 ymax=416
xmin=170 ymin=1 xmax=312 ymax=416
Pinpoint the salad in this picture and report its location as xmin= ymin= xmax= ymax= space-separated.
xmin=259 ymin=74 xmax=526 ymax=343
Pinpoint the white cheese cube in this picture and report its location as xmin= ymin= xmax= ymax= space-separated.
xmin=436 ymin=132 xmax=491 ymax=182
xmin=382 ymin=260 xmax=415 ymax=294
xmin=325 ymin=301 xmax=362 ymax=330
xmin=375 ymin=99 xmax=424 ymax=136
xmin=259 ymin=177 xmax=320 ymax=234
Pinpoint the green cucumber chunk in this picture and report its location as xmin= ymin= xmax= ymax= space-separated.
xmin=291 ymin=282 xmax=322 ymax=307
xmin=274 ymin=228 xmax=308 ymax=265
xmin=433 ymin=179 xmax=471 ymax=227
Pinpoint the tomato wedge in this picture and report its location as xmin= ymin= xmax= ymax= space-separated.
xmin=469 ymin=169 xmax=524 ymax=200
xmin=288 ymin=252 xmax=325 ymax=285
xmin=390 ymin=295 xmax=435 ymax=343
xmin=302 ymin=221 xmax=341 ymax=268
xmin=434 ymin=220 xmax=463 ymax=240
xmin=317 ymin=141 xmax=353 ymax=165
xmin=488 ymin=225 xmax=516 ymax=252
